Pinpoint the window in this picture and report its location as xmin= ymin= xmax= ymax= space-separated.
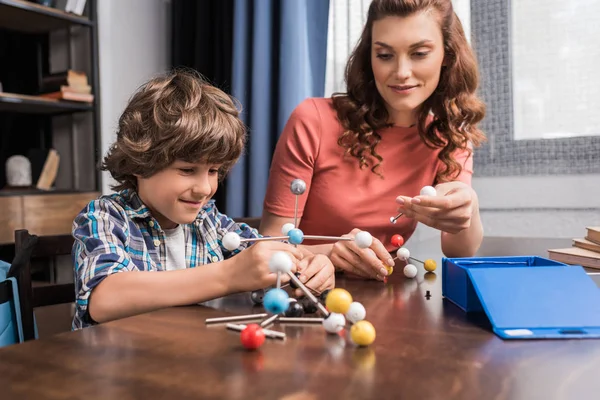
xmin=511 ymin=0 xmax=600 ymax=140
xmin=324 ymin=0 xmax=372 ymax=97
xmin=472 ymin=0 xmax=600 ymax=176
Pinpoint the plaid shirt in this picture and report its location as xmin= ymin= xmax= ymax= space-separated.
xmin=71 ymin=189 xmax=260 ymax=329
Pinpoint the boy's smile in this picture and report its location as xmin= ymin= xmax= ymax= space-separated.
xmin=136 ymin=161 xmax=221 ymax=229
xmin=179 ymin=199 xmax=202 ymax=206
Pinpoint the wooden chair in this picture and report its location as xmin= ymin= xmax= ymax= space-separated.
xmin=12 ymin=229 xmax=75 ymax=341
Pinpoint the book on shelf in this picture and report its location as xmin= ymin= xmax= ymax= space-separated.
xmin=585 ymin=226 xmax=600 ymax=246
xmin=39 ymin=70 xmax=93 ymax=102
xmin=573 ymin=238 xmax=600 ymax=253
xmin=36 ymin=149 xmax=60 ymax=191
xmin=547 ymin=247 xmax=600 ymax=270
xmin=67 ymin=0 xmax=87 ymax=15
xmin=548 ymin=227 xmax=600 ymax=269
xmin=39 ymin=88 xmax=93 ymax=103
xmin=40 ymin=70 xmax=89 ymax=92
xmin=52 ymin=0 xmax=87 ymax=15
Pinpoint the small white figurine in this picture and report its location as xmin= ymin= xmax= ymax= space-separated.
xmin=6 ymin=155 xmax=32 ymax=187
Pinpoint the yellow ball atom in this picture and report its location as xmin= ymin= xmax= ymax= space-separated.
xmin=424 ymin=259 xmax=437 ymax=272
xmin=384 ymin=264 xmax=394 ymax=276
xmin=350 ymin=320 xmax=376 ymax=346
xmin=325 ymin=288 xmax=353 ymax=314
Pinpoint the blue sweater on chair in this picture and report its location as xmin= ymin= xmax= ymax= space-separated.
xmin=0 ymin=260 xmax=25 ymax=347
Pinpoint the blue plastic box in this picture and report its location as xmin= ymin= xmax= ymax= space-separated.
xmin=442 ymin=256 xmax=568 ymax=313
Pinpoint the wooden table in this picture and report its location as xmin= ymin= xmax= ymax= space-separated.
xmin=1 ymin=237 xmax=600 ymax=400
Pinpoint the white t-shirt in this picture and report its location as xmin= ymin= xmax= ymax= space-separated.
xmin=163 ymin=225 xmax=186 ymax=271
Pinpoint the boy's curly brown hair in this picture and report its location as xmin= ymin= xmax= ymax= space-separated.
xmin=102 ymin=69 xmax=246 ymax=192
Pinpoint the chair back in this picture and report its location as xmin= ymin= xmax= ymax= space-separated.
xmin=12 ymin=229 xmax=75 ymax=341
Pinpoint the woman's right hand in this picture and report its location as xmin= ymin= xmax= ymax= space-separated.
xmin=229 ymin=241 xmax=304 ymax=292
xmin=329 ymin=228 xmax=394 ymax=281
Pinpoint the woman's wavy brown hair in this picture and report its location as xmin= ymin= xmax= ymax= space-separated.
xmin=102 ymin=69 xmax=247 ymax=192
xmin=332 ymin=0 xmax=486 ymax=182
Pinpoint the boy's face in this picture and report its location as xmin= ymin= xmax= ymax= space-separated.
xmin=136 ymin=160 xmax=220 ymax=229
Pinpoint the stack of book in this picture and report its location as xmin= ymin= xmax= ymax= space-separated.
xmin=39 ymin=70 xmax=94 ymax=103
xmin=548 ymin=227 xmax=600 ymax=270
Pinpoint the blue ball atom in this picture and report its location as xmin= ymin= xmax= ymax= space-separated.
xmin=263 ymin=288 xmax=290 ymax=314
xmin=288 ymin=228 xmax=304 ymax=245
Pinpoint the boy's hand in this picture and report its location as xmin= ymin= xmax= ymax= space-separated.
xmin=294 ymin=254 xmax=335 ymax=297
xmin=231 ymin=241 xmax=304 ymax=292
xmin=329 ymin=228 xmax=392 ymax=281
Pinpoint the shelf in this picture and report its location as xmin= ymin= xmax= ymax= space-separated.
xmin=0 ymin=92 xmax=92 ymax=114
xmin=0 ymin=188 xmax=97 ymax=197
xmin=0 ymin=0 xmax=92 ymax=33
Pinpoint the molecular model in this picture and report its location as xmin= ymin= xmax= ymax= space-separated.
xmin=207 ymin=179 xmax=376 ymax=350
xmin=389 ymin=185 xmax=437 ymax=224
xmin=207 ymin=179 xmax=438 ymax=350
xmin=387 ymin=185 xmax=438 ymax=278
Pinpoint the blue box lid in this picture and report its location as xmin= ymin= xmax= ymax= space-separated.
xmin=467 ymin=265 xmax=600 ymax=339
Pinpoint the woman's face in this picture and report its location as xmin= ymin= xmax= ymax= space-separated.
xmin=371 ymin=12 xmax=445 ymax=126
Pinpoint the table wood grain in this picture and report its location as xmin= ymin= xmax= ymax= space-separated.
xmin=1 ymin=237 xmax=599 ymax=400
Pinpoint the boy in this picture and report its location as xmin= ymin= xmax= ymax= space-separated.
xmin=72 ymin=70 xmax=334 ymax=329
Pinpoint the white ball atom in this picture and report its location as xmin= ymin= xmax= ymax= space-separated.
xmin=222 ymin=232 xmax=241 ymax=251
xmin=290 ymin=179 xmax=307 ymax=195
xmin=354 ymin=231 xmax=373 ymax=249
xmin=396 ymin=247 xmax=410 ymax=260
xmin=268 ymin=251 xmax=293 ymax=273
xmin=322 ymin=312 xmax=346 ymax=334
xmin=281 ymin=223 xmax=295 ymax=235
xmin=345 ymin=302 xmax=366 ymax=323
xmin=403 ymin=264 xmax=418 ymax=278
xmin=420 ymin=185 xmax=437 ymax=197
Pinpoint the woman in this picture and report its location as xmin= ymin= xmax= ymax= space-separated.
xmin=260 ymin=0 xmax=486 ymax=281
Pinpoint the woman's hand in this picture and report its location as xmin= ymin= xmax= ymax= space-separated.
xmin=328 ymin=229 xmax=394 ymax=281
xmin=396 ymin=181 xmax=478 ymax=234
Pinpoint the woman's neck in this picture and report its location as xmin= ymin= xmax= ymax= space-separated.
xmin=389 ymin=108 xmax=418 ymax=128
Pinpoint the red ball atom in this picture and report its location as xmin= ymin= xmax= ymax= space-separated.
xmin=240 ymin=324 xmax=266 ymax=350
xmin=391 ymin=234 xmax=404 ymax=247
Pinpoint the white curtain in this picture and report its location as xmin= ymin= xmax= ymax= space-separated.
xmin=324 ymin=0 xmax=372 ymax=97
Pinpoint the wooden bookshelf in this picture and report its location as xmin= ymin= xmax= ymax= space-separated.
xmin=0 ymin=0 xmax=93 ymax=33
xmin=0 ymin=0 xmax=101 ymax=246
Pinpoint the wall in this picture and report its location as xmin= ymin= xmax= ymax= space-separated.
xmin=413 ymin=175 xmax=600 ymax=243
xmin=474 ymin=175 xmax=600 ymax=238
xmin=97 ymin=0 xmax=171 ymax=194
